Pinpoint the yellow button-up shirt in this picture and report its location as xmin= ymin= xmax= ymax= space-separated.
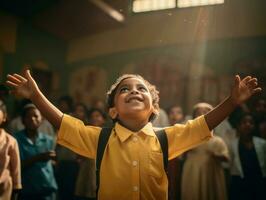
xmin=57 ymin=114 xmax=212 ymax=200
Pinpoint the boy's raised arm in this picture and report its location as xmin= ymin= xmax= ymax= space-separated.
xmin=204 ymin=75 xmax=262 ymax=131
xmin=6 ymin=70 xmax=63 ymax=129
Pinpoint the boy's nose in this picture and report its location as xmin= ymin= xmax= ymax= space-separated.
xmin=130 ymin=89 xmax=139 ymax=94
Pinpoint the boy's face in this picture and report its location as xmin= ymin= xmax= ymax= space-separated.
xmin=112 ymin=77 xmax=156 ymax=122
xmin=23 ymin=108 xmax=42 ymax=131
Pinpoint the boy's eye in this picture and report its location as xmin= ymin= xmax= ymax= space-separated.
xmin=138 ymin=86 xmax=148 ymax=92
xmin=120 ymin=87 xmax=129 ymax=93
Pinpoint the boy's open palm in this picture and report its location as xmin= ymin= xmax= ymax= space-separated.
xmin=6 ymin=70 xmax=38 ymax=99
xmin=231 ymin=75 xmax=262 ymax=105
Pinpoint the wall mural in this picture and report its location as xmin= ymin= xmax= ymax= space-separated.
xmin=69 ymin=66 xmax=107 ymax=106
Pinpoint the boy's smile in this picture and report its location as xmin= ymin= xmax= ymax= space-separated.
xmin=126 ymin=95 xmax=144 ymax=103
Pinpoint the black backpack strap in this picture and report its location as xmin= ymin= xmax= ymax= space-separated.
xmin=154 ymin=129 xmax=168 ymax=172
xmin=96 ymin=127 xmax=113 ymax=198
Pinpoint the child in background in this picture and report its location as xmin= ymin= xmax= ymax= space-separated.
xmin=75 ymin=108 xmax=106 ymax=200
xmin=8 ymin=99 xmax=55 ymax=138
xmin=167 ymin=105 xmax=185 ymax=125
xmin=14 ymin=104 xmax=57 ymax=200
xmin=0 ymin=100 xmax=21 ymax=200
xmin=6 ymin=70 xmax=261 ymax=200
xmin=181 ymin=103 xmax=229 ymax=200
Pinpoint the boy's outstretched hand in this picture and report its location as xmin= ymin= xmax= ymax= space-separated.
xmin=231 ymin=75 xmax=262 ymax=105
xmin=6 ymin=70 xmax=39 ymax=99
xmin=203 ymin=75 xmax=262 ymax=131
xmin=6 ymin=69 xmax=63 ymax=129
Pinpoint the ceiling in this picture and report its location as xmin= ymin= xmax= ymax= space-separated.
xmin=0 ymin=0 xmax=129 ymax=40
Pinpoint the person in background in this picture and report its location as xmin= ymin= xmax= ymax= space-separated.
xmin=152 ymin=108 xmax=169 ymax=127
xmin=72 ymin=103 xmax=89 ymax=124
xmin=228 ymin=112 xmax=266 ymax=200
xmin=251 ymin=97 xmax=266 ymax=137
xmin=258 ymin=119 xmax=266 ymax=140
xmin=14 ymin=104 xmax=57 ymax=200
xmin=55 ymin=101 xmax=81 ymax=200
xmin=181 ymin=103 xmax=229 ymax=200
xmin=75 ymin=108 xmax=106 ymax=200
xmin=57 ymin=95 xmax=74 ymax=115
xmin=168 ymin=105 xmax=185 ymax=125
xmin=0 ymin=100 xmax=21 ymax=200
xmin=91 ymin=98 xmax=106 ymax=113
xmin=167 ymin=105 xmax=185 ymax=200
xmin=8 ymin=99 xmax=55 ymax=138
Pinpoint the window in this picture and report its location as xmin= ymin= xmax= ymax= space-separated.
xmin=132 ymin=0 xmax=176 ymax=13
xmin=132 ymin=0 xmax=224 ymax=13
xmin=178 ymin=0 xmax=224 ymax=8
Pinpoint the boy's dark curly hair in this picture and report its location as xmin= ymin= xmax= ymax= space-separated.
xmin=106 ymin=74 xmax=160 ymax=121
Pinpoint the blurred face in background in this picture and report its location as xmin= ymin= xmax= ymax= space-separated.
xmin=253 ymin=99 xmax=266 ymax=122
xmin=237 ymin=115 xmax=255 ymax=138
xmin=73 ymin=104 xmax=88 ymax=122
xmin=92 ymin=99 xmax=105 ymax=112
xmin=168 ymin=106 xmax=184 ymax=125
xmin=255 ymin=99 xmax=266 ymax=113
xmin=23 ymin=108 xmax=42 ymax=131
xmin=59 ymin=101 xmax=71 ymax=114
xmin=89 ymin=110 xmax=105 ymax=127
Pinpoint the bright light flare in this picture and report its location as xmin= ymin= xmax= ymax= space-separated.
xmin=133 ymin=0 xmax=176 ymax=13
xmin=178 ymin=0 xmax=224 ymax=8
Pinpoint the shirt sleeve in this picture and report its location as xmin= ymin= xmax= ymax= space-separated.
xmin=165 ymin=115 xmax=213 ymax=160
xmin=57 ymin=114 xmax=101 ymax=159
xmin=9 ymin=137 xmax=22 ymax=189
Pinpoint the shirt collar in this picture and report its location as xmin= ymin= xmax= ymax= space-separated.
xmin=114 ymin=122 xmax=155 ymax=142
xmin=20 ymin=130 xmax=45 ymax=145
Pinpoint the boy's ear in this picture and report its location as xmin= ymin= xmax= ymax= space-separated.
xmin=109 ymin=108 xmax=118 ymax=119
xmin=152 ymin=105 xmax=160 ymax=116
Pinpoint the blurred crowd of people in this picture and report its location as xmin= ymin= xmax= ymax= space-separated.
xmin=0 ymin=83 xmax=265 ymax=200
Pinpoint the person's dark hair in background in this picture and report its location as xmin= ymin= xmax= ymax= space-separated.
xmin=228 ymin=105 xmax=250 ymax=129
xmin=0 ymin=84 xmax=9 ymax=101
xmin=251 ymin=97 xmax=266 ymax=137
xmin=58 ymin=95 xmax=74 ymax=114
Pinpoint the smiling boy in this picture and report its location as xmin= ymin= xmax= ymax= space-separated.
xmin=6 ymin=71 xmax=261 ymax=200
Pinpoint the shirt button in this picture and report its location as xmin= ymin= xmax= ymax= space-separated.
xmin=133 ymin=186 xmax=138 ymax=192
xmin=132 ymin=161 xmax=138 ymax=167
xmin=133 ymin=137 xmax=138 ymax=142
